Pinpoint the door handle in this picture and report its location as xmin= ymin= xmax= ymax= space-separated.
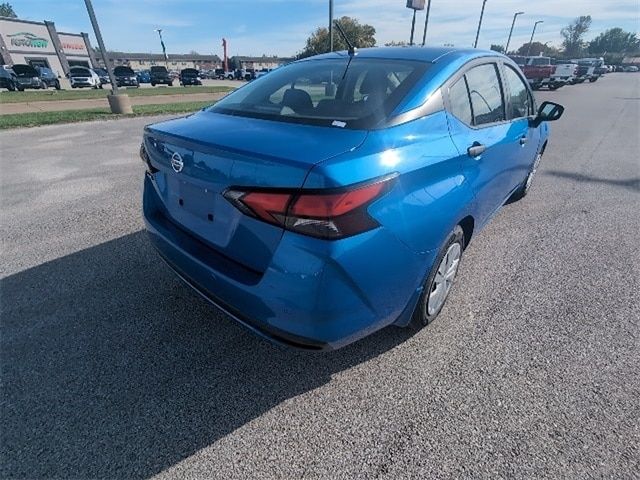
xmin=519 ymin=136 xmax=528 ymax=146
xmin=467 ymin=142 xmax=486 ymax=158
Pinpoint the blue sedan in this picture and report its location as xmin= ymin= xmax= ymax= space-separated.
xmin=141 ymin=47 xmax=564 ymax=350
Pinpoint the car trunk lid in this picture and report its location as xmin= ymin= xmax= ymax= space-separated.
xmin=143 ymin=110 xmax=367 ymax=272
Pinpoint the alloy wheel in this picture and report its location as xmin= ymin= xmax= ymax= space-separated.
xmin=427 ymin=242 xmax=462 ymax=316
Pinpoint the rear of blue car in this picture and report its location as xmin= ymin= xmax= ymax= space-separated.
xmin=142 ymin=49 xmax=551 ymax=349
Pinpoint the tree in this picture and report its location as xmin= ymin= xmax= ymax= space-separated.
xmin=561 ymin=15 xmax=592 ymax=57
xmin=385 ymin=40 xmax=408 ymax=47
xmin=490 ymin=44 xmax=505 ymax=53
xmin=588 ymin=28 xmax=640 ymax=54
xmin=298 ymin=16 xmax=376 ymax=59
xmin=0 ymin=2 xmax=17 ymax=17
xmin=515 ymin=42 xmax=560 ymax=57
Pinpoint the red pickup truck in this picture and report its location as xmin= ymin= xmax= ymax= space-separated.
xmin=510 ymin=56 xmax=571 ymax=90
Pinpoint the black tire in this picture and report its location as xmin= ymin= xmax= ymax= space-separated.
xmin=508 ymin=151 xmax=543 ymax=203
xmin=7 ymin=82 xmax=15 ymax=92
xmin=548 ymin=82 xmax=560 ymax=90
xmin=55 ymin=81 xmax=61 ymax=90
xmin=410 ymin=225 xmax=465 ymax=329
xmin=151 ymin=82 xmax=156 ymax=87
xmin=589 ymin=77 xmax=598 ymax=83
xmin=168 ymin=81 xmax=173 ymax=87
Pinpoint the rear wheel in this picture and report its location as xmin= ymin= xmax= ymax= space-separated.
xmin=410 ymin=226 xmax=465 ymax=329
xmin=55 ymin=80 xmax=61 ymax=90
xmin=509 ymin=151 xmax=543 ymax=203
xmin=589 ymin=77 xmax=598 ymax=83
xmin=7 ymin=82 xmax=15 ymax=92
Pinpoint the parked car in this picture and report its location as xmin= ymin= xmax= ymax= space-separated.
xmin=0 ymin=66 xmax=24 ymax=91
xmin=624 ymin=65 xmax=639 ymax=72
xmin=140 ymin=47 xmax=564 ymax=350
xmin=93 ymin=67 xmax=111 ymax=86
xmin=136 ymin=69 xmax=151 ymax=83
xmin=150 ymin=66 xmax=173 ymax=86
xmin=113 ymin=66 xmax=139 ymax=88
xmin=571 ymin=58 xmax=605 ymax=83
xmin=179 ymin=68 xmax=202 ymax=86
xmin=35 ymin=66 xmax=61 ymax=89
xmin=517 ymin=56 xmax=565 ymax=90
xmin=12 ymin=64 xmax=46 ymax=89
xmin=69 ymin=66 xmax=101 ymax=89
xmin=214 ymin=68 xmax=235 ymax=80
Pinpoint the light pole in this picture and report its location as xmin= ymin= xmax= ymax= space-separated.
xmin=83 ymin=0 xmax=132 ymax=113
xmin=329 ymin=0 xmax=333 ymax=52
xmin=526 ymin=20 xmax=544 ymax=56
xmin=421 ymin=0 xmax=432 ymax=46
xmin=473 ymin=0 xmax=488 ymax=48
xmin=155 ymin=28 xmax=168 ymax=67
xmin=505 ymin=11 xmax=524 ymax=54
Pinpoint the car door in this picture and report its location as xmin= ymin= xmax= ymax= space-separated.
xmin=500 ymin=63 xmax=540 ymax=190
xmin=445 ymin=61 xmax=514 ymax=227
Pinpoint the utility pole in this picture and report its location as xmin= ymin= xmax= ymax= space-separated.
xmin=83 ymin=0 xmax=131 ymax=113
xmin=505 ymin=11 xmax=524 ymax=54
xmin=421 ymin=0 xmax=432 ymax=46
xmin=526 ymin=20 xmax=544 ymax=56
xmin=329 ymin=0 xmax=333 ymax=52
xmin=473 ymin=0 xmax=488 ymax=48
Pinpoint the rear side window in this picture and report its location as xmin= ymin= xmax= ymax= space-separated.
xmin=464 ymin=64 xmax=505 ymax=126
xmin=503 ymin=65 xmax=532 ymax=118
xmin=448 ymin=77 xmax=473 ymax=125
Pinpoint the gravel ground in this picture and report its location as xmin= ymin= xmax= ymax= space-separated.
xmin=1 ymin=73 xmax=638 ymax=479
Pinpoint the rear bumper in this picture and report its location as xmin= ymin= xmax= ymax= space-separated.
xmin=143 ymin=174 xmax=433 ymax=350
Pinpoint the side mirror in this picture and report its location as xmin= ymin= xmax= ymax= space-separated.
xmin=531 ymin=101 xmax=564 ymax=127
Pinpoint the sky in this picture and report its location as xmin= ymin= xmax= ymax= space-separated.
xmin=13 ymin=0 xmax=640 ymax=58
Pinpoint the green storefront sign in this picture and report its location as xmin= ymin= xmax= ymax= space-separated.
xmin=8 ymin=32 xmax=49 ymax=49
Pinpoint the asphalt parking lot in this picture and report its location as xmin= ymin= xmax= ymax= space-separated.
xmin=1 ymin=73 xmax=639 ymax=479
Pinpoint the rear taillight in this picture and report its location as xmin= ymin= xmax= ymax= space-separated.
xmin=223 ymin=175 xmax=396 ymax=239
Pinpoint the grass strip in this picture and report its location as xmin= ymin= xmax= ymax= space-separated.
xmin=0 ymin=86 xmax=234 ymax=104
xmin=0 ymin=100 xmax=214 ymax=129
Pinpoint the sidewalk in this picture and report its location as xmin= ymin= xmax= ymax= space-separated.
xmin=0 ymin=92 xmax=226 ymax=115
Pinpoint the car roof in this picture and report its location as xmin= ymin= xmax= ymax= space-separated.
xmin=302 ymin=46 xmax=499 ymax=64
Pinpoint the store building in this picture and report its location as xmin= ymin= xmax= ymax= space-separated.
xmin=0 ymin=16 xmax=96 ymax=77
xmin=101 ymin=51 xmax=222 ymax=71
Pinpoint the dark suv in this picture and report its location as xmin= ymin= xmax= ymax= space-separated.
xmin=0 ymin=66 xmax=24 ymax=91
xmin=12 ymin=64 xmax=46 ymax=89
xmin=113 ymin=66 xmax=139 ymax=88
xmin=35 ymin=67 xmax=61 ymax=89
xmin=150 ymin=66 xmax=173 ymax=86
xmin=179 ymin=68 xmax=202 ymax=86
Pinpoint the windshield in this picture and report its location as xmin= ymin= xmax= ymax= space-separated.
xmin=151 ymin=66 xmax=168 ymax=74
xmin=209 ymin=57 xmax=428 ymax=129
xmin=70 ymin=68 xmax=91 ymax=77
xmin=12 ymin=65 xmax=38 ymax=77
xmin=181 ymin=69 xmax=198 ymax=76
xmin=114 ymin=66 xmax=134 ymax=76
xmin=94 ymin=68 xmax=107 ymax=75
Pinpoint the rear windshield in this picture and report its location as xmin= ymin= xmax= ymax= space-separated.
xmin=209 ymin=57 xmax=428 ymax=129
xmin=114 ymin=66 xmax=134 ymax=76
xmin=151 ymin=66 xmax=168 ymax=74
xmin=12 ymin=65 xmax=38 ymax=77
xmin=69 ymin=68 xmax=91 ymax=77
xmin=181 ymin=69 xmax=199 ymax=76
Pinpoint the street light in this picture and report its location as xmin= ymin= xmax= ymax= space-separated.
xmin=473 ymin=0 xmax=488 ymax=48
xmin=406 ymin=0 xmax=426 ymax=46
xmin=155 ymin=28 xmax=168 ymax=67
xmin=505 ymin=11 xmax=524 ymax=54
xmin=329 ymin=0 xmax=333 ymax=52
xmin=526 ymin=20 xmax=544 ymax=56
xmin=420 ymin=0 xmax=433 ymax=47
xmin=83 ymin=0 xmax=132 ymax=113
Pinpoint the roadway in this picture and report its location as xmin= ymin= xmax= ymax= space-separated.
xmin=1 ymin=73 xmax=638 ymax=479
